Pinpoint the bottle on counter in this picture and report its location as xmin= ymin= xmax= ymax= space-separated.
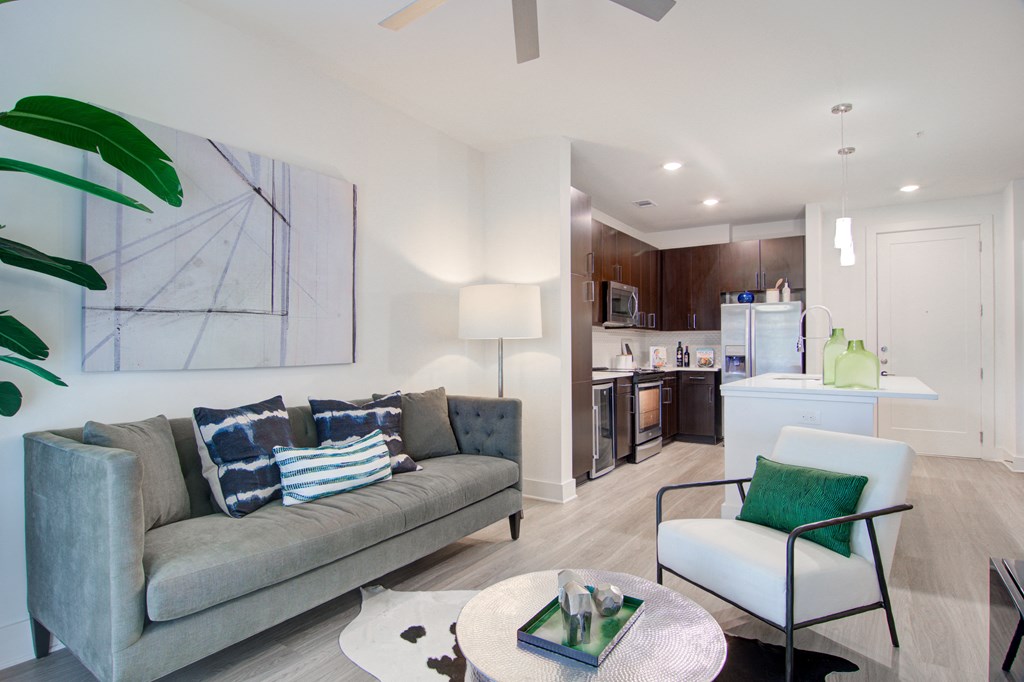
xmin=834 ymin=340 xmax=880 ymax=390
xmin=676 ymin=342 xmax=684 ymax=367
xmin=683 ymin=345 xmax=690 ymax=368
xmin=822 ymin=327 xmax=847 ymax=385
xmin=782 ymin=279 xmax=792 ymax=302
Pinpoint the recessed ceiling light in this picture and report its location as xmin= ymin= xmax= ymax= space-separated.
xmin=900 ymin=185 xmax=920 ymax=193
xmin=702 ymin=198 xmax=719 ymax=206
xmin=662 ymin=161 xmax=683 ymax=171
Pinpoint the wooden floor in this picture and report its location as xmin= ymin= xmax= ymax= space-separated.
xmin=3 ymin=440 xmax=1021 ymax=681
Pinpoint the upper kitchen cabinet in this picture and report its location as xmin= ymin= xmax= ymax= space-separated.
xmin=661 ymin=244 xmax=720 ymax=331
xmin=642 ymin=246 xmax=661 ymax=330
xmin=570 ymin=188 xmax=594 ymax=277
xmin=719 ymin=236 xmax=805 ymax=291
xmin=591 ymin=221 xmax=658 ymax=327
xmin=759 ymin=235 xmax=805 ymax=290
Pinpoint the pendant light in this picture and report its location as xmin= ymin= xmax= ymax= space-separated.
xmin=832 ymin=103 xmax=855 ymax=265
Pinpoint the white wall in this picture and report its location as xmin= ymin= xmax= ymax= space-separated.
xmin=1006 ymin=180 xmax=1024 ymax=470
xmin=0 ymin=0 xmax=495 ymax=668
xmin=807 ymin=192 xmax=1012 ymax=460
xmin=482 ymin=137 xmax=574 ymax=502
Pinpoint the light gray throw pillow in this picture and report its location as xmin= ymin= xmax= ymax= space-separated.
xmin=84 ymin=415 xmax=190 ymax=530
xmin=373 ymin=387 xmax=459 ymax=460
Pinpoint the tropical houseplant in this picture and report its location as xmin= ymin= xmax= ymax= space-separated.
xmin=0 ymin=95 xmax=182 ymax=415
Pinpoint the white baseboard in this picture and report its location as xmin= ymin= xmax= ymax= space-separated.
xmin=1000 ymin=446 xmax=1024 ymax=473
xmin=0 ymin=618 xmax=63 ymax=672
xmin=522 ymin=477 xmax=576 ymax=503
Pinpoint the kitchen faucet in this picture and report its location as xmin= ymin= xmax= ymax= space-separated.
xmin=797 ymin=305 xmax=834 ymax=353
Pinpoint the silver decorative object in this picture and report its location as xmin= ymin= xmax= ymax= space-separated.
xmin=558 ymin=581 xmax=592 ymax=646
xmin=592 ymin=582 xmax=624 ymax=617
xmin=558 ymin=569 xmax=586 ymax=590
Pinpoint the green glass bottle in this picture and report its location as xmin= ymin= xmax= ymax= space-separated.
xmin=821 ymin=327 xmax=847 ymax=386
xmin=834 ymin=340 xmax=881 ymax=390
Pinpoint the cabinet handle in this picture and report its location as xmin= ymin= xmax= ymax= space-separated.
xmin=614 ymin=264 xmax=622 ymax=281
xmin=689 ymin=375 xmax=707 ymax=381
xmin=708 ymin=386 xmax=713 ymax=404
xmin=763 ymin=271 xmax=767 ymax=289
xmin=637 ymin=311 xmax=646 ymax=328
xmin=693 ymin=313 xmax=697 ymax=329
xmin=628 ymin=395 xmax=635 ymax=414
xmin=648 ymin=313 xmax=655 ymax=328
xmin=755 ymin=271 xmax=759 ymax=289
xmin=587 ymin=252 xmax=595 ymax=275
xmin=585 ymin=280 xmax=595 ymax=303
xmin=662 ymin=387 xmax=672 ymax=403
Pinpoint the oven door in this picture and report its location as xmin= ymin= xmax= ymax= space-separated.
xmin=634 ymin=380 xmax=663 ymax=443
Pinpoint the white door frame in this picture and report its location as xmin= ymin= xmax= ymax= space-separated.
xmin=864 ymin=215 xmax=995 ymax=460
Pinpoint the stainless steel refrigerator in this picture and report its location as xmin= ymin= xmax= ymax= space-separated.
xmin=721 ymin=302 xmax=804 ymax=384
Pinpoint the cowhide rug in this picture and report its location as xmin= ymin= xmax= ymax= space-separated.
xmin=338 ymin=587 xmax=859 ymax=682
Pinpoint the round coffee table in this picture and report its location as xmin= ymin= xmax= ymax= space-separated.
xmin=456 ymin=569 xmax=726 ymax=681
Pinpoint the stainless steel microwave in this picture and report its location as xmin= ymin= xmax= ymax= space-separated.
xmin=603 ymin=281 xmax=639 ymax=327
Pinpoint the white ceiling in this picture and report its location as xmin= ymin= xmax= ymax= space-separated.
xmin=185 ymin=0 xmax=1024 ymax=233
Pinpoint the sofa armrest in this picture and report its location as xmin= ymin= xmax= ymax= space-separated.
xmin=447 ymin=396 xmax=522 ymax=487
xmin=24 ymin=431 xmax=147 ymax=675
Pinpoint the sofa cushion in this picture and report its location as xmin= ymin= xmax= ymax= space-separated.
xmin=374 ymin=387 xmax=459 ymax=460
xmin=310 ymin=392 xmax=403 ymax=456
xmin=274 ymin=430 xmax=393 ymax=506
xmin=143 ymin=453 xmax=519 ymax=621
xmin=83 ymin=415 xmax=190 ymax=531
xmin=193 ymin=395 xmax=294 ymax=518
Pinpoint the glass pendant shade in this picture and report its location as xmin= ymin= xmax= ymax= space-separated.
xmin=834 ymin=216 xmax=853 ymax=249
xmin=821 ymin=327 xmax=848 ymax=385
xmin=834 ymin=340 xmax=880 ymax=389
xmin=840 ymin=244 xmax=856 ymax=267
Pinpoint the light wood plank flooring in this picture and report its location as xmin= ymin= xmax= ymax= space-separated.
xmin=3 ymin=440 xmax=1021 ymax=681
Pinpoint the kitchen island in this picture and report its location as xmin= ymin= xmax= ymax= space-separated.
xmin=719 ymin=372 xmax=937 ymax=517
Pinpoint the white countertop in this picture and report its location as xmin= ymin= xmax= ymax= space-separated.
xmin=720 ymin=373 xmax=938 ymax=400
xmin=592 ymin=367 xmax=721 ymax=381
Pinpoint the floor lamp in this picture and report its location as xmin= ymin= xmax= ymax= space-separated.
xmin=458 ymin=284 xmax=542 ymax=397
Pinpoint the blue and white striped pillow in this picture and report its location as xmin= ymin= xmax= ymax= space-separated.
xmin=273 ymin=429 xmax=392 ymax=506
xmin=193 ymin=395 xmax=294 ymax=518
xmin=309 ymin=392 xmax=403 ymax=456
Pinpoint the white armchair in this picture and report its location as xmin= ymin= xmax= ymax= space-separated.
xmin=656 ymin=426 xmax=916 ymax=682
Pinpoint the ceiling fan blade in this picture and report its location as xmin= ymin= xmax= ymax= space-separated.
xmin=607 ymin=0 xmax=676 ymax=22
xmin=511 ymin=0 xmax=540 ymax=63
xmin=379 ymin=0 xmax=449 ymax=31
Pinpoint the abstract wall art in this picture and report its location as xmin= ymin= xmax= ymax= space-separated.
xmin=82 ymin=114 xmax=355 ymax=371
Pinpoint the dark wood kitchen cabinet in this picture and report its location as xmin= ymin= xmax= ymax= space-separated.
xmin=678 ymin=370 xmax=722 ymax=444
xmin=570 ymin=188 xmax=594 ymax=479
xmin=615 ymin=378 xmax=632 ymax=460
xmin=719 ymin=236 xmax=805 ymax=291
xmin=660 ymin=245 xmax=721 ymax=331
xmin=591 ymin=221 xmax=658 ymax=327
xmin=662 ymin=373 xmax=678 ymax=439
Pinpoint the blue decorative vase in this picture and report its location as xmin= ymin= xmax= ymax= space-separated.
xmin=737 ymin=291 xmax=754 ymax=303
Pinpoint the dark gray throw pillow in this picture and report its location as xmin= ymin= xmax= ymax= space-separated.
xmin=374 ymin=387 xmax=459 ymax=460
xmin=84 ymin=415 xmax=190 ymax=531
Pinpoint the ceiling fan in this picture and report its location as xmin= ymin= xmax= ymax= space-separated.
xmin=379 ymin=0 xmax=676 ymax=64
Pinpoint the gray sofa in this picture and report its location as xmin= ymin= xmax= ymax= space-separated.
xmin=24 ymin=395 xmax=522 ymax=682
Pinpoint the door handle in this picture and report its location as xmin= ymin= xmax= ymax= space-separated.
xmin=592 ymin=405 xmax=600 ymax=459
xmin=881 ymin=371 xmax=893 ymax=376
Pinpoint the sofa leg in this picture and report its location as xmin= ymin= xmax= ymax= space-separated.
xmin=31 ymin=618 xmax=51 ymax=659
xmin=508 ymin=510 xmax=523 ymax=540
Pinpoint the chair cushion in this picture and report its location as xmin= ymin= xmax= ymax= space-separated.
xmin=143 ymin=454 xmax=519 ymax=621
xmin=736 ymin=455 xmax=868 ymax=556
xmin=658 ymin=518 xmax=881 ymax=626
xmin=273 ymin=430 xmax=393 ymax=506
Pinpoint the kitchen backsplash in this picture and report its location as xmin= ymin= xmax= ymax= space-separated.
xmin=593 ymin=327 xmax=722 ymax=369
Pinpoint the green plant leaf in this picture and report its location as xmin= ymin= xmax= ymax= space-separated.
xmin=0 ymin=382 xmax=22 ymax=416
xmin=0 ymin=236 xmax=107 ymax=290
xmin=0 ymin=158 xmax=152 ymax=212
xmin=0 ymin=96 xmax=182 ymax=207
xmin=0 ymin=355 xmax=66 ymax=386
xmin=0 ymin=312 xmax=48 ymax=360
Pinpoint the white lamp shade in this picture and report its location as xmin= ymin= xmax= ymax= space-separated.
xmin=834 ymin=216 xmax=853 ymax=250
xmin=840 ymin=244 xmax=856 ymax=267
xmin=459 ymin=284 xmax=542 ymax=339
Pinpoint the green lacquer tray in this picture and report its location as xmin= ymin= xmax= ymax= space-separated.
xmin=516 ymin=587 xmax=645 ymax=667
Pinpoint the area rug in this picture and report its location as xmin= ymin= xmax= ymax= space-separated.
xmin=338 ymin=587 xmax=859 ymax=682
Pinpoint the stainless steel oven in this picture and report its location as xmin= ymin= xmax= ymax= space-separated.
xmin=633 ymin=378 xmax=663 ymax=462
xmin=603 ymin=281 xmax=639 ymax=328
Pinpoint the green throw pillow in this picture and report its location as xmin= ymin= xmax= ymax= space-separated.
xmin=736 ymin=455 xmax=868 ymax=557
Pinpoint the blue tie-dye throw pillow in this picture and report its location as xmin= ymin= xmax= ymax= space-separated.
xmin=309 ymin=392 xmax=403 ymax=457
xmin=193 ymin=395 xmax=294 ymax=518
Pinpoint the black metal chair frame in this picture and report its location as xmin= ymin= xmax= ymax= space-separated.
xmin=656 ymin=478 xmax=912 ymax=682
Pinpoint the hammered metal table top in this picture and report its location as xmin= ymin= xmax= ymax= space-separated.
xmin=456 ymin=569 xmax=726 ymax=682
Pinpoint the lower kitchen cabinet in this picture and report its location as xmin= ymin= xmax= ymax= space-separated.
xmin=615 ymin=378 xmax=633 ymax=460
xmin=678 ymin=370 xmax=723 ymax=444
xmin=662 ymin=374 xmax=678 ymax=439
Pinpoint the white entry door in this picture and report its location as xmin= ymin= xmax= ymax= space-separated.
xmin=876 ymin=224 xmax=982 ymax=457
